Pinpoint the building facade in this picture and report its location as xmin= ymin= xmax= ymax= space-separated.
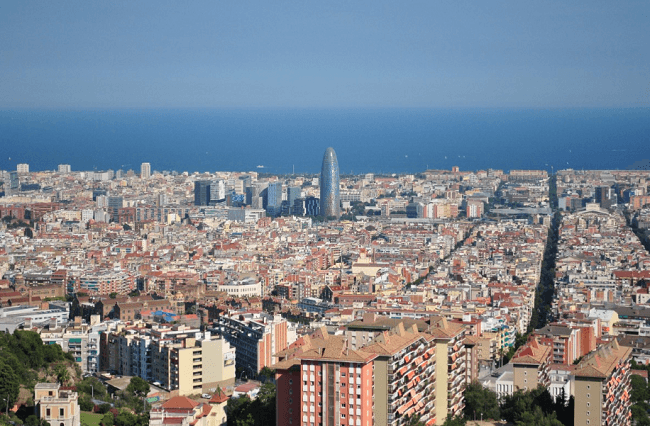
xmin=573 ymin=340 xmax=632 ymax=426
xmin=140 ymin=162 xmax=151 ymax=179
xmin=320 ymin=147 xmax=341 ymax=218
xmin=35 ymin=383 xmax=80 ymax=426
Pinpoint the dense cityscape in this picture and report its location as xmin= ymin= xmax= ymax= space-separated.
xmin=2 ymin=147 xmax=650 ymax=426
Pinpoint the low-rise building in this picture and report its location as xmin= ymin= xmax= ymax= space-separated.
xmin=35 ymin=383 xmax=80 ymax=426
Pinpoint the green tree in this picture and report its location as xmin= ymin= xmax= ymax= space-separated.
xmin=114 ymin=411 xmax=138 ymax=426
xmin=125 ymin=377 xmax=149 ymax=397
xmin=54 ymin=364 xmax=70 ymax=385
xmin=77 ymin=377 xmax=108 ymax=401
xmin=516 ymin=406 xmax=563 ymax=426
xmin=500 ymin=386 xmax=555 ymax=424
xmin=463 ymin=382 xmax=500 ymax=420
xmin=109 ymin=292 xmax=118 ymax=299
xmin=225 ymin=384 xmax=276 ymax=426
xmin=632 ymin=403 xmax=650 ymax=426
xmin=0 ymin=360 xmax=20 ymax=414
xmin=101 ymin=412 xmax=114 ymax=426
xmin=442 ymin=415 xmax=466 ymax=426
xmin=23 ymin=415 xmax=50 ymax=426
xmin=258 ymin=367 xmax=275 ymax=383
xmin=631 ymin=374 xmax=649 ymax=403
xmin=79 ymin=394 xmax=95 ymax=412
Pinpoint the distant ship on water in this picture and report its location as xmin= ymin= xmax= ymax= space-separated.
xmin=257 ymin=165 xmax=264 ymax=168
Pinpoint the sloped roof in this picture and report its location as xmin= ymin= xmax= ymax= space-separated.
xmin=162 ymin=396 xmax=199 ymax=410
xmin=574 ymin=339 xmax=632 ymax=379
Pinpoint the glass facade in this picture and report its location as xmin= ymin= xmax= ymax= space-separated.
xmin=320 ymin=147 xmax=340 ymax=218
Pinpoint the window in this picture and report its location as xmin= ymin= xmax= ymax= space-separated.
xmin=587 ymin=394 xmax=590 ymax=398
xmin=289 ymin=379 xmax=293 ymax=385
xmin=60 ymin=409 xmax=64 ymax=417
xmin=46 ymin=409 xmax=51 ymax=418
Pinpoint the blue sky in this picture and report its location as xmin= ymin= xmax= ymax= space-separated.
xmin=1 ymin=1 xmax=648 ymax=108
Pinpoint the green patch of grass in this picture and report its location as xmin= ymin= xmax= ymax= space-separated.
xmin=80 ymin=411 xmax=103 ymax=426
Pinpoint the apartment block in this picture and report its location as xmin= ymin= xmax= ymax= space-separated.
xmin=427 ymin=316 xmax=467 ymax=424
xmin=573 ymin=340 xmax=632 ymax=426
xmin=152 ymin=331 xmax=235 ymax=396
xmin=273 ymin=331 xmax=377 ymax=426
xmin=511 ymin=337 xmax=552 ymax=392
xmin=363 ymin=323 xmax=437 ymax=426
xmin=211 ymin=312 xmax=293 ymax=374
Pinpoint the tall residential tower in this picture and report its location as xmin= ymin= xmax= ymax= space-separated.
xmin=320 ymin=147 xmax=340 ymax=218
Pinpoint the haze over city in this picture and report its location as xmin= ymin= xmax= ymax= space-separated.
xmin=1 ymin=1 xmax=649 ymax=108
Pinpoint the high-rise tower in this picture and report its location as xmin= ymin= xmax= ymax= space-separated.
xmin=140 ymin=162 xmax=151 ymax=179
xmin=320 ymin=147 xmax=340 ymax=218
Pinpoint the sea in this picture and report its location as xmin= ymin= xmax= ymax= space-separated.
xmin=0 ymin=108 xmax=649 ymax=175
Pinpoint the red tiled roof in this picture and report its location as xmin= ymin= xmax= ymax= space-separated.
xmin=209 ymin=387 xmax=229 ymax=404
xmin=162 ymin=396 xmax=200 ymax=410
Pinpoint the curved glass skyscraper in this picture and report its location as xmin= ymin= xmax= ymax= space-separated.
xmin=320 ymin=147 xmax=340 ymax=218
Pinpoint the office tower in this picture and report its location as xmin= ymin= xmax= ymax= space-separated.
xmin=107 ymin=196 xmax=124 ymax=222
xmin=266 ymin=182 xmax=283 ymax=217
xmin=58 ymin=164 xmax=71 ymax=173
xmin=292 ymin=197 xmax=320 ymax=216
xmin=237 ymin=175 xmax=252 ymax=194
xmin=5 ymin=171 xmax=19 ymax=196
xmin=209 ymin=180 xmax=226 ymax=204
xmin=320 ymin=147 xmax=340 ymax=218
xmin=287 ymin=186 xmax=301 ymax=207
xmin=250 ymin=182 xmax=268 ymax=209
xmin=194 ymin=181 xmax=211 ymax=206
xmin=92 ymin=189 xmax=108 ymax=201
xmin=573 ymin=340 xmax=632 ymax=426
xmin=17 ymin=163 xmax=29 ymax=173
xmin=595 ymin=185 xmax=615 ymax=209
xmin=140 ymin=162 xmax=151 ymax=179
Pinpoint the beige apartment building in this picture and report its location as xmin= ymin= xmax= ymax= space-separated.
xmin=152 ymin=331 xmax=235 ymax=396
xmin=573 ymin=340 xmax=632 ymax=426
xmin=35 ymin=383 xmax=80 ymax=426
xmin=428 ymin=316 xmax=467 ymax=424
xmin=511 ymin=337 xmax=552 ymax=392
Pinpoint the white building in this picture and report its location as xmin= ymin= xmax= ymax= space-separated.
xmin=17 ymin=163 xmax=29 ymax=173
xmin=217 ymin=277 xmax=262 ymax=297
xmin=141 ymin=162 xmax=151 ymax=179
xmin=58 ymin=164 xmax=71 ymax=173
